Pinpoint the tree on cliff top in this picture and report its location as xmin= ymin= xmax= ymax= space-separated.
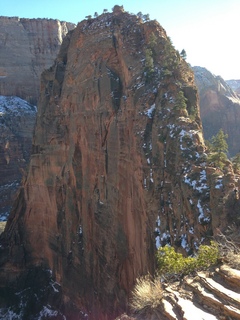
xmin=207 ymin=129 xmax=228 ymax=169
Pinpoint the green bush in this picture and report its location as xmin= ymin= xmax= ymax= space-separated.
xmin=156 ymin=241 xmax=219 ymax=280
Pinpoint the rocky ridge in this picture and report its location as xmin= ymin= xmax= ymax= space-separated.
xmin=0 ymin=7 xmax=239 ymax=320
xmin=193 ymin=66 xmax=240 ymax=156
xmin=0 ymin=16 xmax=75 ymax=104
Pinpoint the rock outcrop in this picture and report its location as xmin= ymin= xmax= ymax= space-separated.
xmin=0 ymin=7 xmax=239 ymax=319
xmin=0 ymin=96 xmax=37 ymax=220
xmin=193 ymin=66 xmax=240 ymax=156
xmin=0 ymin=17 xmax=75 ymax=104
xmin=120 ymin=264 xmax=240 ymax=320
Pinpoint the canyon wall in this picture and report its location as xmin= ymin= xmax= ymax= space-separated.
xmin=193 ymin=66 xmax=240 ymax=156
xmin=0 ymin=7 xmax=239 ymax=319
xmin=0 ymin=16 xmax=75 ymax=104
xmin=0 ymin=17 xmax=75 ymax=220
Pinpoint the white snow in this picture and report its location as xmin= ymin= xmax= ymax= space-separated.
xmin=215 ymin=178 xmax=223 ymax=189
xmin=228 ymin=96 xmax=240 ymax=105
xmin=183 ymin=170 xmax=208 ymax=193
xmin=175 ymin=293 xmax=218 ymax=320
xmin=38 ymin=305 xmax=58 ymax=319
xmin=0 ymin=96 xmax=37 ymax=116
xmin=197 ymin=200 xmax=210 ymax=223
xmin=181 ymin=234 xmax=188 ymax=250
xmin=155 ymin=235 xmax=161 ymax=249
xmin=189 ymin=226 xmax=194 ymax=234
xmin=145 ymin=103 xmax=155 ymax=118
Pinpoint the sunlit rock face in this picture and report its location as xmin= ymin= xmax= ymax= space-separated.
xmin=0 ymin=7 xmax=239 ymax=320
xmin=0 ymin=17 xmax=75 ymax=104
xmin=193 ymin=66 xmax=240 ymax=156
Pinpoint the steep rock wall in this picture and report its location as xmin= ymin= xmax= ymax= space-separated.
xmin=0 ymin=8 xmax=239 ymax=320
xmin=0 ymin=17 xmax=75 ymax=104
xmin=193 ymin=66 xmax=240 ymax=156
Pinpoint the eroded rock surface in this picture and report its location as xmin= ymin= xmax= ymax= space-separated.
xmin=0 ymin=17 xmax=75 ymax=104
xmin=0 ymin=8 xmax=239 ymax=320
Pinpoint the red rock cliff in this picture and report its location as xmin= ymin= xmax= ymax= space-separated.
xmin=0 ymin=8 xmax=239 ymax=320
xmin=0 ymin=17 xmax=75 ymax=104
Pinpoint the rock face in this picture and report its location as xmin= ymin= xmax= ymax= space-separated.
xmin=0 ymin=96 xmax=37 ymax=220
xmin=0 ymin=17 xmax=75 ymax=104
xmin=0 ymin=8 xmax=239 ymax=320
xmin=193 ymin=66 xmax=240 ymax=156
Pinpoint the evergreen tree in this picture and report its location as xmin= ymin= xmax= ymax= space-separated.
xmin=207 ymin=129 xmax=228 ymax=169
xmin=145 ymin=48 xmax=154 ymax=81
xmin=180 ymin=49 xmax=187 ymax=60
xmin=174 ymin=90 xmax=187 ymax=111
xmin=161 ymin=37 xmax=179 ymax=77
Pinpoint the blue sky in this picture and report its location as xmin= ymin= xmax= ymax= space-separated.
xmin=2 ymin=0 xmax=240 ymax=79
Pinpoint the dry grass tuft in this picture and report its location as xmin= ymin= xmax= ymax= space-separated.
xmin=130 ymin=275 xmax=163 ymax=314
xmin=0 ymin=221 xmax=6 ymax=234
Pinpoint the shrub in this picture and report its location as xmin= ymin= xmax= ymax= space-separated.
xmin=130 ymin=275 xmax=163 ymax=313
xmin=156 ymin=241 xmax=219 ymax=280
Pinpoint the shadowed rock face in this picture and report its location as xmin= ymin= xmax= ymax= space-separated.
xmin=0 ymin=96 xmax=37 ymax=220
xmin=193 ymin=66 xmax=240 ymax=156
xmin=0 ymin=17 xmax=75 ymax=104
xmin=0 ymin=9 xmax=239 ymax=320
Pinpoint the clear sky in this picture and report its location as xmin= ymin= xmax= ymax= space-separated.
xmin=2 ymin=0 xmax=240 ymax=80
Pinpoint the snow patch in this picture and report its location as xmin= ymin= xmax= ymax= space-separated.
xmin=197 ymin=200 xmax=210 ymax=223
xmin=145 ymin=103 xmax=155 ymax=118
xmin=183 ymin=170 xmax=209 ymax=193
xmin=0 ymin=96 xmax=37 ymax=116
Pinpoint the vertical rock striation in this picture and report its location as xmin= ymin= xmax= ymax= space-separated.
xmin=0 ymin=17 xmax=75 ymax=104
xmin=0 ymin=8 xmax=239 ymax=319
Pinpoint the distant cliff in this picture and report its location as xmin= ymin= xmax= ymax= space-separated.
xmin=0 ymin=7 xmax=239 ymax=320
xmin=193 ymin=66 xmax=240 ymax=156
xmin=0 ymin=17 xmax=75 ymax=104
xmin=226 ymin=79 xmax=240 ymax=95
xmin=0 ymin=96 xmax=36 ymax=220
